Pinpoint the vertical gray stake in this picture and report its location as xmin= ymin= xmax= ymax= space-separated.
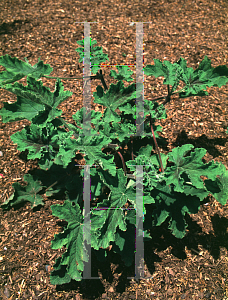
xmin=127 ymin=165 xmax=144 ymax=281
xmin=135 ymin=165 xmax=144 ymax=280
xmin=83 ymin=164 xmax=100 ymax=279
xmin=82 ymin=164 xmax=91 ymax=279
xmin=73 ymin=21 xmax=154 ymax=282
xmin=127 ymin=21 xmax=153 ymax=282
xmin=127 ymin=22 xmax=145 ymax=282
xmin=83 ymin=22 xmax=92 ymax=137
xmin=82 ymin=23 xmax=100 ymax=280
xmin=135 ymin=23 xmax=145 ymax=280
xmin=74 ymin=21 xmax=100 ymax=280
xmin=136 ymin=22 xmax=144 ymax=137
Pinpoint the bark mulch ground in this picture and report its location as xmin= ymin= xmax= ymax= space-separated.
xmin=0 ymin=0 xmax=228 ymax=299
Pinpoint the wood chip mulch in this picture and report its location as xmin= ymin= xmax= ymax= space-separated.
xmin=0 ymin=0 xmax=228 ymax=299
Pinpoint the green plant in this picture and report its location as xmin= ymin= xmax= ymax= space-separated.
xmin=0 ymin=36 xmax=228 ymax=285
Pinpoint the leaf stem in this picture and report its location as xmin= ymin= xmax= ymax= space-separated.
xmin=115 ymin=151 xmax=127 ymax=175
xmin=150 ymin=94 xmax=167 ymax=102
xmin=42 ymin=72 xmax=101 ymax=81
xmin=44 ymin=162 xmax=76 ymax=192
xmin=42 ymin=69 xmax=108 ymax=91
xmin=149 ymin=114 xmax=164 ymax=172
xmin=130 ymin=136 xmax=134 ymax=160
xmin=153 ymin=85 xmax=173 ymax=113
xmin=171 ymin=86 xmax=187 ymax=95
xmin=57 ymin=116 xmax=79 ymax=139
xmin=54 ymin=80 xmax=171 ymax=179
xmin=98 ymin=69 xmax=108 ymax=91
xmin=150 ymin=84 xmax=187 ymax=111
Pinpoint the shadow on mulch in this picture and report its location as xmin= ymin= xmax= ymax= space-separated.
xmin=4 ymin=131 xmax=228 ymax=299
xmin=172 ymin=129 xmax=228 ymax=158
xmin=44 ymin=132 xmax=228 ymax=299
xmin=50 ymin=209 xmax=228 ymax=299
xmin=0 ymin=19 xmax=30 ymax=35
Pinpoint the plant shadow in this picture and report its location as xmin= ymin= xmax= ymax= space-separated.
xmin=55 ymin=201 xmax=228 ymax=299
xmin=54 ymin=129 xmax=228 ymax=298
xmin=9 ymin=128 xmax=228 ymax=299
xmin=0 ymin=19 xmax=30 ymax=35
xmin=171 ymin=129 xmax=228 ymax=159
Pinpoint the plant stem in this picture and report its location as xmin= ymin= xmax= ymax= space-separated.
xmin=43 ymin=75 xmax=89 ymax=80
xmin=115 ymin=151 xmax=127 ymax=175
xmin=44 ymin=162 xmax=76 ymax=192
xmin=149 ymin=114 xmax=164 ymax=173
xmin=98 ymin=69 xmax=108 ymax=91
xmin=55 ymin=78 xmax=172 ymax=179
xmin=42 ymin=69 xmax=108 ymax=91
xmin=151 ymin=84 xmax=187 ymax=112
xmin=162 ymin=84 xmax=172 ymax=106
xmin=153 ymin=85 xmax=172 ymax=113
xmin=171 ymin=86 xmax=186 ymax=95
xmin=42 ymin=72 xmax=101 ymax=81
xmin=57 ymin=116 xmax=78 ymax=138
xmin=150 ymin=94 xmax=167 ymax=102
xmin=130 ymin=136 xmax=134 ymax=160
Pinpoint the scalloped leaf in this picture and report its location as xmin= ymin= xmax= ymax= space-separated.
xmin=0 ymin=55 xmax=53 ymax=86
xmin=165 ymin=144 xmax=224 ymax=193
xmin=150 ymin=183 xmax=202 ymax=238
xmin=0 ymin=174 xmax=44 ymax=210
xmin=93 ymin=80 xmax=143 ymax=124
xmin=0 ymin=77 xmax=72 ymax=127
xmin=175 ymin=56 xmax=228 ymax=98
xmin=75 ymin=37 xmax=109 ymax=74
xmin=50 ymin=200 xmax=89 ymax=283
xmin=109 ymin=66 xmax=134 ymax=82
xmin=144 ymin=56 xmax=228 ymax=98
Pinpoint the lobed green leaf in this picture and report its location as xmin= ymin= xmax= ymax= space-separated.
xmin=0 ymin=55 xmax=53 ymax=86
